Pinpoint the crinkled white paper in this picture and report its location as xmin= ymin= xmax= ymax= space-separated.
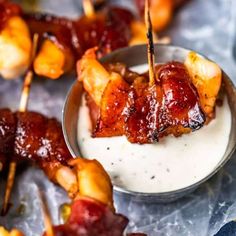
xmin=0 ymin=0 xmax=236 ymax=235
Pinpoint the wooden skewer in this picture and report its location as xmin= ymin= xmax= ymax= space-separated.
xmin=1 ymin=34 xmax=39 ymax=216
xmin=38 ymin=190 xmax=54 ymax=236
xmin=145 ymin=0 xmax=156 ymax=86
xmin=82 ymin=0 xmax=95 ymax=18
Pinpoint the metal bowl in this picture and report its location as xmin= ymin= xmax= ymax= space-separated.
xmin=62 ymin=44 xmax=236 ymax=202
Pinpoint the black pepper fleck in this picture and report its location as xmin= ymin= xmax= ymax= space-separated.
xmin=151 ymin=175 xmax=155 ymax=180
xmin=106 ymin=147 xmax=110 ymax=150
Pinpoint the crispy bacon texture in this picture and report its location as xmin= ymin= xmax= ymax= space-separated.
xmin=94 ymin=72 xmax=130 ymax=137
xmin=22 ymin=6 xmax=137 ymax=79
xmin=98 ymin=7 xmax=134 ymax=56
xmin=24 ymin=6 xmax=134 ymax=60
xmin=78 ymin=49 xmax=209 ymax=144
xmin=122 ymin=62 xmax=205 ymax=143
xmin=0 ymin=110 xmax=71 ymax=177
xmin=0 ymin=109 xmax=114 ymax=206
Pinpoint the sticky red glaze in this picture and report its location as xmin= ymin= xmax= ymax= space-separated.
xmin=158 ymin=62 xmax=205 ymax=131
xmin=24 ymin=13 xmax=76 ymax=59
xmin=124 ymin=79 xmax=163 ymax=144
xmin=73 ymin=13 xmax=106 ymax=54
xmin=90 ymin=62 xmax=205 ymax=143
xmin=24 ymin=6 xmax=134 ymax=69
xmin=0 ymin=1 xmax=21 ymax=31
xmin=93 ymin=74 xmax=130 ymax=137
xmin=98 ymin=7 xmax=134 ymax=56
xmin=0 ymin=109 xmax=72 ymax=175
xmin=14 ymin=111 xmax=71 ymax=165
xmin=49 ymin=198 xmax=129 ymax=236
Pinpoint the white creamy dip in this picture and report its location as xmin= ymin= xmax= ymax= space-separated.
xmin=77 ymin=64 xmax=232 ymax=193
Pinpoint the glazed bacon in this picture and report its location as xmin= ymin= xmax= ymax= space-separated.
xmin=96 ymin=62 xmax=205 ymax=143
xmin=98 ymin=7 xmax=134 ymax=56
xmin=0 ymin=109 xmax=145 ymax=236
xmin=24 ymin=6 xmax=134 ymax=60
xmin=79 ymin=56 xmax=206 ymax=144
xmin=0 ymin=110 xmax=71 ymax=178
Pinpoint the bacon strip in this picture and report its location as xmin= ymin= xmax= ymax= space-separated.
xmin=91 ymin=62 xmax=205 ymax=143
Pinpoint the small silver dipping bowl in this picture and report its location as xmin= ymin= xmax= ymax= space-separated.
xmin=62 ymin=44 xmax=236 ymax=202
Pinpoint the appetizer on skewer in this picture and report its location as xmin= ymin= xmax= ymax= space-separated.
xmin=0 ymin=109 xmax=147 ymax=235
xmin=0 ymin=0 xmax=166 ymax=80
xmin=75 ymin=0 xmax=229 ymax=195
xmin=0 ymin=108 xmax=112 ymax=205
xmin=77 ymin=0 xmax=222 ymax=144
xmin=77 ymin=48 xmax=221 ymax=144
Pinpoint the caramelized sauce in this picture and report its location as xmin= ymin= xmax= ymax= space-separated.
xmin=24 ymin=6 xmax=134 ymax=65
xmin=0 ymin=110 xmax=71 ymax=177
xmin=92 ymin=62 xmax=205 ymax=143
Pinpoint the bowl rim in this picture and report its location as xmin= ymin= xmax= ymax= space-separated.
xmin=62 ymin=44 xmax=236 ymax=198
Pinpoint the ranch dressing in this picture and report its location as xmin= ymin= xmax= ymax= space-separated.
xmin=77 ymin=64 xmax=232 ymax=193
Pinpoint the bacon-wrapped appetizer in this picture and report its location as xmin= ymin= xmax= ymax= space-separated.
xmin=77 ymin=47 xmax=222 ymax=144
xmin=0 ymin=1 xmax=32 ymax=79
xmin=24 ymin=5 xmax=153 ymax=79
xmin=0 ymin=108 xmax=146 ymax=235
xmin=0 ymin=109 xmax=112 ymax=205
xmin=0 ymin=0 xmax=162 ymax=80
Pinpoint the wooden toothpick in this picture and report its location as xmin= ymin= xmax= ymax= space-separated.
xmin=38 ymin=190 xmax=54 ymax=236
xmin=145 ymin=0 xmax=156 ymax=86
xmin=1 ymin=34 xmax=39 ymax=216
xmin=82 ymin=0 xmax=95 ymax=18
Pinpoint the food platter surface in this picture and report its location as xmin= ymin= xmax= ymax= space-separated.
xmin=0 ymin=0 xmax=236 ymax=235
